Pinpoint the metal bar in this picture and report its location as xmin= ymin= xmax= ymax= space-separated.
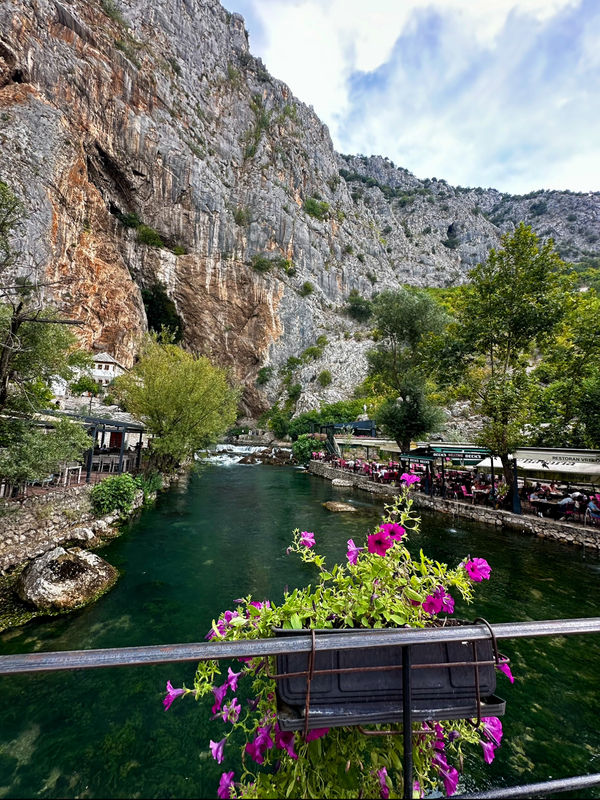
xmin=1 ymin=618 xmax=600 ymax=675
xmin=454 ymin=772 xmax=600 ymax=798
xmin=402 ymin=645 xmax=413 ymax=800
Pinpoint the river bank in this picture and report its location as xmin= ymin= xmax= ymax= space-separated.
xmin=309 ymin=460 xmax=600 ymax=552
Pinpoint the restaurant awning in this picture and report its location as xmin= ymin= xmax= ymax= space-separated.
xmin=475 ymin=457 xmax=600 ymax=477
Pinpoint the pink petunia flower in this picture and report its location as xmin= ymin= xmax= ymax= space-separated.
xmin=464 ymin=557 xmax=491 ymax=582
xmin=300 ymin=531 xmax=315 ymax=548
xmin=480 ymin=739 xmax=497 ymax=764
xmin=222 ymin=697 xmax=241 ymax=724
xmin=305 ymin=727 xmax=329 ymax=741
xmin=496 ymin=662 xmax=515 ymax=683
xmin=433 ymin=585 xmax=455 ymax=614
xmin=163 ymin=680 xmax=185 ymax=711
xmin=346 ymin=538 xmax=365 ymax=565
xmin=367 ymin=529 xmax=394 ymax=557
xmin=209 ymin=738 xmax=226 ymax=764
xmin=274 ymin=724 xmax=298 ymax=759
xmin=377 ymin=767 xmax=389 ymax=799
xmin=400 ymin=472 xmax=421 ymax=485
xmin=211 ymin=683 xmax=228 ymax=714
xmin=379 ymin=522 xmax=405 ymax=541
xmin=217 ymin=771 xmax=235 ymax=799
xmin=227 ymin=667 xmax=241 ymax=692
xmin=423 ymin=594 xmax=443 ymax=615
xmin=482 ymin=716 xmax=503 ymax=746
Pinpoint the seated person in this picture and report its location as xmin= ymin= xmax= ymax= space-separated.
xmin=587 ymin=498 xmax=600 ymax=519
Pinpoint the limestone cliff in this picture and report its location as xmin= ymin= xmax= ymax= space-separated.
xmin=1 ymin=0 xmax=599 ymax=415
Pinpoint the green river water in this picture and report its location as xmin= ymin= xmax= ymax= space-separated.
xmin=0 ymin=463 xmax=599 ymax=798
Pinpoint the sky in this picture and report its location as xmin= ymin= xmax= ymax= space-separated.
xmin=222 ymin=0 xmax=600 ymax=194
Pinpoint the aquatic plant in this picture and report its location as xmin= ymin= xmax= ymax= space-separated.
xmin=163 ymin=476 xmax=513 ymax=798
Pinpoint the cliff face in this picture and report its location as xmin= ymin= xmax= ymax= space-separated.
xmin=1 ymin=0 xmax=599 ymax=415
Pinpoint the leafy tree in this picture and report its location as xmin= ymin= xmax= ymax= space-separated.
xmin=70 ymin=375 xmax=100 ymax=397
xmin=0 ymin=417 xmax=91 ymax=484
xmin=287 ymin=399 xmax=367 ymax=441
xmin=455 ymin=223 xmax=571 ymax=491
xmin=529 ymin=290 xmax=600 ymax=447
xmin=375 ymin=381 xmax=445 ymax=453
xmin=345 ymin=289 xmax=372 ymax=322
xmin=113 ymin=335 xmax=239 ymax=472
xmin=366 ymin=288 xmax=449 ymax=448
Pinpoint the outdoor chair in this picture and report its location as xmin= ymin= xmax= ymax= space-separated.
xmin=460 ymin=485 xmax=474 ymax=503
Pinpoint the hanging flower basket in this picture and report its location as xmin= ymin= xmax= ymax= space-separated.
xmin=274 ymin=624 xmax=506 ymax=731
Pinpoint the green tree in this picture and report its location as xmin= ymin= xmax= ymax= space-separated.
xmin=456 ymin=223 xmax=571 ymax=491
xmin=366 ymin=287 xmax=449 ymax=449
xmin=0 ymin=417 xmax=91 ymax=484
xmin=70 ymin=375 xmax=100 ymax=397
xmin=113 ymin=336 xmax=239 ymax=472
xmin=291 ymin=433 xmax=315 ymax=465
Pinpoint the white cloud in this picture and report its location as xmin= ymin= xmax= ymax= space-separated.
xmin=224 ymin=0 xmax=599 ymax=193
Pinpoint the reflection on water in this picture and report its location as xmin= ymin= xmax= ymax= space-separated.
xmin=0 ymin=466 xmax=599 ymax=798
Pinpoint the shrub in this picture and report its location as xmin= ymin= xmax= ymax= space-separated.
xmin=299 ymin=281 xmax=314 ymax=297
xmin=233 ymin=207 xmax=250 ymax=226
xmin=90 ymin=473 xmax=137 ymax=516
xmin=135 ymin=472 xmax=163 ymax=501
xmin=251 ymin=255 xmax=272 ymax=273
xmin=287 ymin=383 xmax=302 ymax=402
xmin=530 ymin=200 xmax=548 ymax=217
xmin=345 ymin=289 xmax=372 ymax=321
xmin=303 ymin=197 xmax=329 ymax=220
xmin=171 ymin=245 xmax=186 ymax=256
xmin=116 ymin=211 xmax=141 ymax=228
xmin=291 ymin=433 xmax=315 ymax=464
xmin=137 ymin=225 xmax=164 ymax=248
xmin=317 ymin=369 xmax=332 ymax=387
xmin=256 ymin=366 xmax=274 ymax=386
xmin=357 ymin=253 xmax=365 ymax=263
xmin=101 ymin=0 xmax=126 ymax=26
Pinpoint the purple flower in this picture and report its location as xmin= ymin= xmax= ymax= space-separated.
xmin=245 ymin=739 xmax=265 ymax=764
xmin=163 ymin=680 xmax=185 ymax=711
xmin=448 ymin=730 xmax=460 ymax=742
xmin=209 ymin=738 xmax=226 ymax=764
xmin=423 ymin=594 xmax=443 ymax=615
xmin=377 ymin=767 xmax=389 ymax=799
xmin=300 ymin=531 xmax=315 ymax=548
xmin=400 ymin=472 xmax=420 ymax=485
xmin=227 ymin=667 xmax=241 ymax=692
xmin=433 ymin=585 xmax=455 ymax=614
xmin=443 ymin=766 xmax=460 ymax=796
xmin=274 ymin=724 xmax=298 ymax=759
xmin=379 ymin=522 xmax=405 ymax=541
xmin=222 ymin=697 xmax=241 ymax=724
xmin=305 ymin=727 xmax=329 ymax=741
xmin=206 ymin=610 xmax=240 ymax=640
xmin=249 ymin=600 xmax=271 ymax=612
xmin=346 ymin=538 xmax=365 ymax=565
xmin=212 ymin=683 xmax=228 ymax=714
xmin=367 ymin=529 xmax=393 ymax=557
xmin=217 ymin=771 xmax=235 ymax=799
xmin=496 ymin=662 xmax=515 ymax=683
xmin=255 ymin=724 xmax=274 ymax=750
xmin=464 ymin=557 xmax=491 ymax=582
xmin=413 ymin=780 xmax=423 ymax=798
xmin=480 ymin=739 xmax=497 ymax=764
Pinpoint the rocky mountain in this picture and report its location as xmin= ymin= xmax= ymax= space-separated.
xmin=1 ymin=0 xmax=599 ymax=416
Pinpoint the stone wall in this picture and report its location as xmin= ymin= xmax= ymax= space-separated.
xmin=309 ymin=461 xmax=600 ymax=552
xmin=0 ymin=485 xmax=143 ymax=573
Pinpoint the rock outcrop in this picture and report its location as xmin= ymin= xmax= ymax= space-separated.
xmin=1 ymin=0 xmax=598 ymax=415
xmin=16 ymin=546 xmax=118 ymax=611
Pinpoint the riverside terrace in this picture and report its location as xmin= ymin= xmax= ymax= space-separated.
xmin=309 ymin=450 xmax=600 ymax=531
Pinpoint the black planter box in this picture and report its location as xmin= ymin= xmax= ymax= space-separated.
xmin=274 ymin=627 xmax=505 ymax=731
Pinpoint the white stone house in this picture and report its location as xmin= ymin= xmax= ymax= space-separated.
xmin=91 ymin=352 xmax=128 ymax=389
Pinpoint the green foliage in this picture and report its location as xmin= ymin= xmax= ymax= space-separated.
xmin=114 ymin=38 xmax=141 ymax=67
xmin=345 ymin=289 xmax=372 ymax=322
xmin=141 ymin=283 xmax=183 ymax=343
xmin=291 ymin=433 xmax=315 ymax=464
xmin=299 ymin=281 xmax=314 ymax=297
xmin=113 ymin=335 xmax=240 ymax=472
xmin=287 ymin=399 xmax=366 ymax=440
xmin=303 ymin=197 xmax=329 ymax=220
xmin=171 ymin=245 xmax=186 ymax=256
xmin=529 ymin=200 xmax=548 ymax=216
xmin=90 ymin=473 xmax=137 ymax=516
xmin=101 ymin=0 xmax=126 ymax=26
xmin=266 ymin=404 xmax=291 ymax=439
xmin=338 ymin=169 xmax=432 ymax=204
xmin=233 ymin=207 xmax=251 ymax=226
xmin=136 ymin=224 xmax=164 ymax=248
xmin=69 ymin=375 xmax=100 ymax=397
xmin=134 ymin=472 xmax=163 ymax=501
xmin=287 ymin=383 xmax=301 ymax=402
xmin=0 ymin=181 xmax=24 ymax=272
xmin=115 ymin=211 xmax=141 ymax=228
xmin=243 ymin=95 xmax=270 ymax=159
xmin=376 ymin=381 xmax=445 ymax=452
xmin=285 ymin=356 xmax=302 ymax=371
xmin=256 ymin=366 xmax=274 ymax=386
xmin=317 ymin=369 xmax=332 ymax=387
xmin=0 ymin=418 xmax=91 ymax=485
xmin=251 ymin=254 xmax=272 ymax=273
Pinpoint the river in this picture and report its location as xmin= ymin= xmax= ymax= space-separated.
xmin=0 ymin=462 xmax=599 ymax=798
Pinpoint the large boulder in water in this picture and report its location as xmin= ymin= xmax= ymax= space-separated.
xmin=16 ymin=547 xmax=118 ymax=612
xmin=322 ymin=501 xmax=357 ymax=512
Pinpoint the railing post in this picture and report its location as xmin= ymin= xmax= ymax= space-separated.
xmin=402 ymin=645 xmax=413 ymax=800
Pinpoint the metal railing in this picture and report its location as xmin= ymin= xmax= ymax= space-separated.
xmin=1 ymin=617 xmax=599 ymax=799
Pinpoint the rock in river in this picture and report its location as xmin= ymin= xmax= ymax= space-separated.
xmin=322 ymin=501 xmax=358 ymax=512
xmin=16 ymin=547 xmax=119 ymax=612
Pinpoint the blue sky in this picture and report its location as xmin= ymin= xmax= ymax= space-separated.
xmin=222 ymin=0 xmax=600 ymax=194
